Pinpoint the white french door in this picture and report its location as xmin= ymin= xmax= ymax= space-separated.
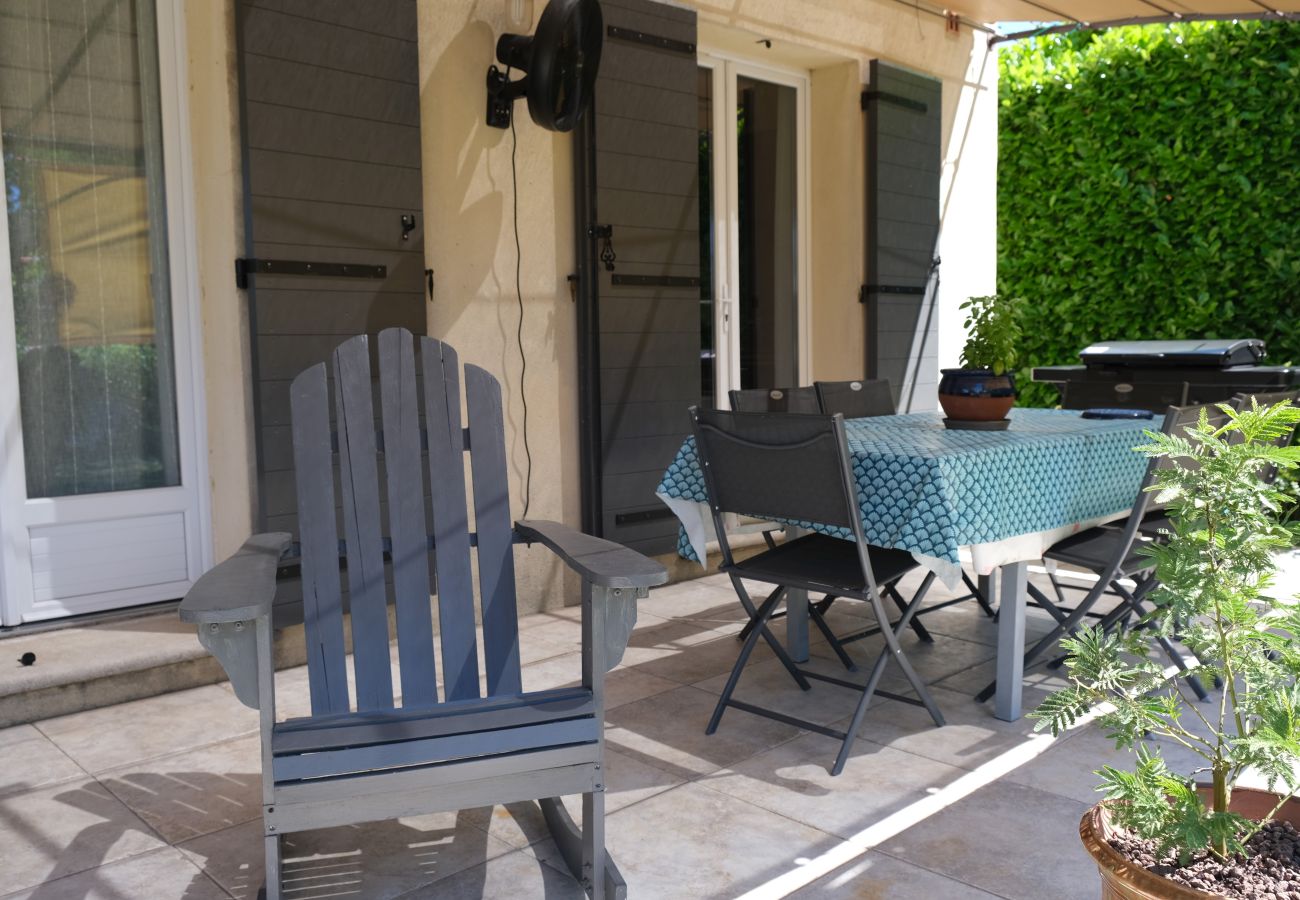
xmin=0 ymin=0 xmax=209 ymax=624
xmin=697 ymin=53 xmax=811 ymax=409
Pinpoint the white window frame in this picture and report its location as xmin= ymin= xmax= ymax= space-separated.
xmin=697 ymin=48 xmax=813 ymax=405
xmin=0 ymin=0 xmax=211 ymax=624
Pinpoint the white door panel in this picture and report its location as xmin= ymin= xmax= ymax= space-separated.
xmin=0 ymin=0 xmax=208 ymax=625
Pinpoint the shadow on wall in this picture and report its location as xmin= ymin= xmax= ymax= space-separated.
xmin=423 ymin=13 xmax=508 ymax=333
xmin=421 ymin=11 xmax=540 ymax=511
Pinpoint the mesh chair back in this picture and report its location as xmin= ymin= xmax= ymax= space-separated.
xmin=815 ymin=379 xmax=895 ymax=418
xmin=690 ymin=408 xmax=859 ymax=532
xmin=728 ymin=386 xmax=820 ymax=413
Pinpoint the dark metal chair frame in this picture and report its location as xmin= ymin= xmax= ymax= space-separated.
xmin=729 ymin=380 xmax=991 ymax=645
xmin=815 ymin=378 xmax=996 ymax=625
xmin=689 ymin=407 xmax=944 ymax=776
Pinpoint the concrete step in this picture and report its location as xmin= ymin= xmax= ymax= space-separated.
xmin=0 ymin=609 xmax=312 ymax=728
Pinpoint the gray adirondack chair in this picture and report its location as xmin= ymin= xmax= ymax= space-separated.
xmin=180 ymin=328 xmax=666 ymax=900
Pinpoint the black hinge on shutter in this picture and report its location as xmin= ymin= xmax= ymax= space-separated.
xmin=606 ymin=25 xmax=695 ymax=55
xmin=861 ymin=89 xmax=929 ymax=113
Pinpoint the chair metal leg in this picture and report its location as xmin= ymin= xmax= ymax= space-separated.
xmin=730 ymin=579 xmax=808 ymax=685
xmin=809 ymin=600 xmax=857 ymax=672
xmin=263 ymin=833 xmax=282 ymax=900
xmin=875 ymin=592 xmax=945 ymax=728
xmin=1027 ymin=582 xmax=1070 ymax=625
xmin=737 ymin=583 xmax=784 ymax=640
xmin=831 ymin=590 xmax=943 ymax=776
xmin=886 ymin=582 xmax=933 ymax=643
xmin=832 ymin=629 xmax=893 ymax=776
xmin=708 ymin=587 xmax=806 ymax=735
xmin=964 ymin=571 xmax=996 ymax=617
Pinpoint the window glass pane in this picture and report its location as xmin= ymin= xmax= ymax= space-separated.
xmin=2 ymin=0 xmax=178 ymax=498
xmin=736 ymin=75 xmax=798 ymax=391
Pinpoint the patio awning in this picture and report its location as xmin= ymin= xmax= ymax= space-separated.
xmin=940 ymin=0 xmax=1300 ymax=41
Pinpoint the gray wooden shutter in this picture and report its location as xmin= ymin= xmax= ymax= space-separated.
xmin=237 ymin=0 xmax=428 ymax=536
xmin=863 ymin=61 xmax=942 ymax=412
xmin=577 ymin=0 xmax=700 ymax=555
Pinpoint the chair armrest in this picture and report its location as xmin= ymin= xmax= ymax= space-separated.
xmin=515 ymin=519 xmax=668 ymax=591
xmin=179 ymin=533 xmax=292 ymax=625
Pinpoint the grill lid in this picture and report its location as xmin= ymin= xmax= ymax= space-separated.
xmin=1079 ymin=339 xmax=1266 ymax=368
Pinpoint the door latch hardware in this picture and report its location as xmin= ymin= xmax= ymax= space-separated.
xmin=401 ymin=214 xmax=417 ymax=241
xmin=588 ymin=224 xmax=616 ymax=272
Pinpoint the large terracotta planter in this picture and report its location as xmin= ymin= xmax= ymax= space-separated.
xmin=1080 ymin=787 xmax=1300 ymax=899
xmin=937 ymin=368 xmax=1016 ymax=422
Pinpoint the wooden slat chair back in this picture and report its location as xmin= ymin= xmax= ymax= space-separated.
xmin=180 ymin=328 xmax=666 ymax=900
xmin=292 ymin=332 xmax=521 ymax=713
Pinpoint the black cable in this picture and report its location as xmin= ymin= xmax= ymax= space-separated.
xmin=509 ymin=111 xmax=533 ymax=519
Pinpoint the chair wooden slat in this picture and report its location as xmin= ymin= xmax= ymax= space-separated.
xmin=273 ymin=687 xmax=594 ymax=753
xmin=272 ymin=716 xmax=598 ymax=782
xmin=332 ymin=335 xmax=395 ymax=711
xmin=289 ymin=364 xmax=350 ymax=715
xmin=464 ymin=364 xmax=522 ymax=696
xmin=420 ymin=339 xmax=481 ymax=702
xmin=378 ymin=328 xmax=438 ymax=707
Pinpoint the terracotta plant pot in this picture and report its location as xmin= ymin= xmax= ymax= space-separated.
xmin=937 ymin=368 xmax=1016 ymax=422
xmin=1080 ymin=786 xmax=1300 ymax=899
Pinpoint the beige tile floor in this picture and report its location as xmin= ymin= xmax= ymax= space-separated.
xmin=0 ymin=571 xmax=1194 ymax=899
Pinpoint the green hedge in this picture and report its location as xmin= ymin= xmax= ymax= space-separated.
xmin=998 ymin=21 xmax=1300 ymax=407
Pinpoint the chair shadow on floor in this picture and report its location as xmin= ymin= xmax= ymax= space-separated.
xmin=38 ymin=777 xmax=579 ymax=899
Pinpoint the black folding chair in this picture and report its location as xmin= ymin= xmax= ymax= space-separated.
xmin=976 ymin=403 xmax=1220 ymax=704
xmin=689 ymin=407 xmax=944 ymax=776
xmin=729 ymin=385 xmax=879 ymax=637
xmin=817 ymin=377 xmax=995 ymax=622
xmin=814 ymin=379 xmax=896 ymax=419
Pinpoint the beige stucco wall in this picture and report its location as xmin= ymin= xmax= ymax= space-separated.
xmin=416 ymin=2 xmax=582 ymax=606
xmin=185 ymin=0 xmax=255 ymax=564
xmin=689 ymin=0 xmax=999 ymax=385
xmin=184 ymin=0 xmax=997 ymax=609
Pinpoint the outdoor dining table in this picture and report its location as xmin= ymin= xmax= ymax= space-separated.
xmin=655 ymin=406 xmax=1153 ymax=722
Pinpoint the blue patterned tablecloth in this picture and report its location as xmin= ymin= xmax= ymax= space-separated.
xmin=656 ymin=408 xmax=1153 ymax=566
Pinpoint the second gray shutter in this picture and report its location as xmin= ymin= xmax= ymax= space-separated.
xmin=863 ymin=61 xmax=942 ymax=412
xmin=583 ymin=0 xmax=701 ymax=555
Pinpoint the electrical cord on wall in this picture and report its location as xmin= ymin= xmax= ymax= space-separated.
xmin=509 ymin=111 xmax=533 ymax=520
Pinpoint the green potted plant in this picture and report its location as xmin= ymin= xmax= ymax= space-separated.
xmin=938 ymin=294 xmax=1022 ymax=426
xmin=1034 ymin=400 xmax=1300 ymax=899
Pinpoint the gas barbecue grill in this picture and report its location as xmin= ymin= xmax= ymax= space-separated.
xmin=1033 ymin=339 xmax=1300 ymax=411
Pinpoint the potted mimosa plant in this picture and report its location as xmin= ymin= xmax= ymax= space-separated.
xmin=1034 ymin=400 xmax=1300 ymax=898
